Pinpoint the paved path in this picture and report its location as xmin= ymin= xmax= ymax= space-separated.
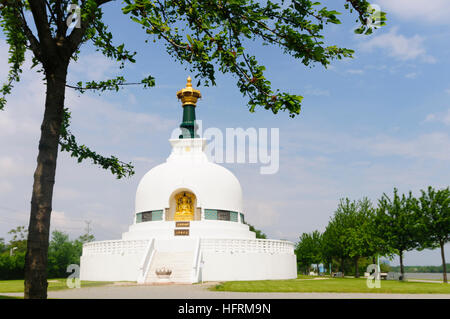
xmin=2 ymin=282 xmax=450 ymax=299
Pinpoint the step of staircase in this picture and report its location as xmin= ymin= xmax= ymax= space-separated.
xmin=145 ymin=250 xmax=195 ymax=283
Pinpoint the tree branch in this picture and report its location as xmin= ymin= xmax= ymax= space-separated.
xmin=66 ymin=0 xmax=113 ymax=55
xmin=17 ymin=7 xmax=42 ymax=61
xmin=28 ymin=0 xmax=55 ymax=53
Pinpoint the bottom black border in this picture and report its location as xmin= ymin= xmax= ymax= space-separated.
xmin=1 ymin=298 xmax=448 ymax=317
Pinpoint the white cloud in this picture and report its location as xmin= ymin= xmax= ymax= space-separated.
xmin=244 ymin=199 xmax=280 ymax=228
xmin=367 ymin=132 xmax=450 ymax=161
xmin=424 ymin=109 xmax=450 ymax=126
xmin=64 ymin=90 xmax=177 ymax=143
xmin=378 ymin=0 xmax=450 ymax=25
xmin=68 ymin=52 xmax=120 ymax=81
xmin=0 ymin=156 xmax=30 ymax=178
xmin=346 ymin=69 xmax=364 ymax=75
xmin=0 ymin=38 xmax=174 ymax=241
xmin=128 ymin=93 xmax=137 ymax=105
xmin=132 ymin=157 xmax=155 ymax=164
xmin=425 ymin=113 xmax=436 ymax=122
xmin=50 ymin=211 xmax=85 ymax=233
xmin=53 ymin=187 xmax=82 ymax=200
xmin=405 ymin=72 xmax=418 ymax=79
xmin=359 ymin=27 xmax=436 ymax=63
xmin=303 ymin=85 xmax=330 ymax=96
xmin=0 ymin=181 xmax=13 ymax=193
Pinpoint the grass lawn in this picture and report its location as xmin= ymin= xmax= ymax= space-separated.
xmin=0 ymin=295 xmax=22 ymax=299
xmin=213 ymin=277 xmax=450 ymax=294
xmin=0 ymin=279 xmax=114 ymax=294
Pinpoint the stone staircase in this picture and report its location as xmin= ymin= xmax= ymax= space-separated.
xmin=145 ymin=250 xmax=194 ymax=283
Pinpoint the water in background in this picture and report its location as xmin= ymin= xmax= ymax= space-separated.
xmin=404 ymin=272 xmax=450 ymax=280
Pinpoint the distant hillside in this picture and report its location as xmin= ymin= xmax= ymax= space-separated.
xmin=390 ymin=264 xmax=450 ymax=273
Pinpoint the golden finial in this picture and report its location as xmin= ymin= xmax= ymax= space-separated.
xmin=176 ymin=76 xmax=201 ymax=106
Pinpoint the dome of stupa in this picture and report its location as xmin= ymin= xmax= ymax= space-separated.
xmin=135 ymin=138 xmax=243 ymax=215
xmin=134 ymin=77 xmax=243 ymax=219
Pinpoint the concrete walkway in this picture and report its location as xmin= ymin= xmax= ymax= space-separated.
xmin=2 ymin=282 xmax=450 ymax=299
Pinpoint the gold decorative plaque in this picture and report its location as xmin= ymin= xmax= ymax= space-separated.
xmin=174 ymin=192 xmax=195 ymax=221
xmin=176 ymin=221 xmax=190 ymax=228
xmin=174 ymin=229 xmax=190 ymax=236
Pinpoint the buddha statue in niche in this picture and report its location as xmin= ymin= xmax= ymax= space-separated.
xmin=174 ymin=192 xmax=194 ymax=221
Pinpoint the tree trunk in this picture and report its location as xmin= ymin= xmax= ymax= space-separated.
xmin=440 ymin=240 xmax=448 ymax=284
xmin=316 ymin=263 xmax=320 ymax=276
xmin=354 ymin=257 xmax=359 ymax=278
xmin=341 ymin=257 xmax=345 ymax=275
xmin=399 ymin=251 xmax=405 ymax=281
xmin=24 ymin=66 xmax=68 ymax=299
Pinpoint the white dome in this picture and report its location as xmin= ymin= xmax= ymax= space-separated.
xmin=135 ymin=138 xmax=243 ymax=214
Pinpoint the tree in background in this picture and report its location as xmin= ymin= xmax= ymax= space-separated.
xmin=375 ymin=188 xmax=420 ymax=280
xmin=322 ymin=198 xmax=356 ymax=275
xmin=0 ymin=226 xmax=94 ymax=280
xmin=73 ymin=226 xmax=95 ymax=261
xmin=0 ymin=0 xmax=383 ymax=298
xmin=295 ymin=230 xmax=322 ymax=275
xmin=344 ymin=198 xmax=374 ymax=278
xmin=346 ymin=197 xmax=394 ymax=277
xmin=7 ymin=225 xmax=28 ymax=254
xmin=0 ymin=226 xmax=28 ymax=280
xmin=247 ymin=223 xmax=267 ymax=239
xmin=47 ymin=231 xmax=76 ymax=278
xmin=322 ymin=197 xmax=390 ymax=277
xmin=47 ymin=230 xmax=94 ymax=277
xmin=0 ymin=238 xmax=6 ymax=254
xmin=416 ymin=186 xmax=450 ymax=283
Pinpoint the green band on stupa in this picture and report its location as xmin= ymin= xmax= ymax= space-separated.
xmin=176 ymin=76 xmax=201 ymax=139
xmin=179 ymin=103 xmax=198 ymax=138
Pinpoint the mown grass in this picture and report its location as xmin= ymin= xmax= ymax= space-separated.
xmin=297 ymin=274 xmax=317 ymax=279
xmin=0 ymin=295 xmax=22 ymax=299
xmin=213 ymin=277 xmax=450 ymax=294
xmin=0 ymin=279 xmax=114 ymax=293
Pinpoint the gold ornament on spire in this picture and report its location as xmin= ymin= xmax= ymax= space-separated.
xmin=176 ymin=76 xmax=201 ymax=106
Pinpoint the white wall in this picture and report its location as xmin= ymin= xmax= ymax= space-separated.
xmin=121 ymin=220 xmax=255 ymax=240
xmin=201 ymin=252 xmax=297 ymax=281
xmin=81 ymin=238 xmax=297 ymax=282
xmin=80 ymin=253 xmax=143 ymax=282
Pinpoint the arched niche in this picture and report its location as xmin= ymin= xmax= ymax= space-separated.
xmin=166 ymin=188 xmax=201 ymax=221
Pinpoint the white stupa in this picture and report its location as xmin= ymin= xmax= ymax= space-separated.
xmin=80 ymin=78 xmax=297 ymax=283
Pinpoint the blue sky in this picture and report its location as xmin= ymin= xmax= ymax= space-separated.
xmin=0 ymin=0 xmax=449 ymax=266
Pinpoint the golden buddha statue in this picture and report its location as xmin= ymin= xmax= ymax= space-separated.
xmin=174 ymin=192 xmax=194 ymax=221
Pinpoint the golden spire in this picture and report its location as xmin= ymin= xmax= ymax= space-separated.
xmin=176 ymin=76 xmax=201 ymax=106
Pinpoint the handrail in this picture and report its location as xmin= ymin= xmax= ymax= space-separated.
xmin=82 ymin=239 xmax=149 ymax=256
xmin=196 ymin=250 xmax=203 ymax=283
xmin=200 ymin=238 xmax=295 ymax=254
xmin=137 ymin=238 xmax=155 ymax=283
xmin=191 ymin=238 xmax=201 ymax=283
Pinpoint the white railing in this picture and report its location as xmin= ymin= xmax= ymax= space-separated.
xmin=191 ymin=238 xmax=202 ymax=283
xmin=137 ymin=238 xmax=156 ymax=283
xmin=200 ymin=238 xmax=295 ymax=255
xmin=82 ymin=239 xmax=150 ymax=256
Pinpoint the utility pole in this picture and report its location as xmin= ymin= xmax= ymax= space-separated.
xmin=85 ymin=220 xmax=92 ymax=236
